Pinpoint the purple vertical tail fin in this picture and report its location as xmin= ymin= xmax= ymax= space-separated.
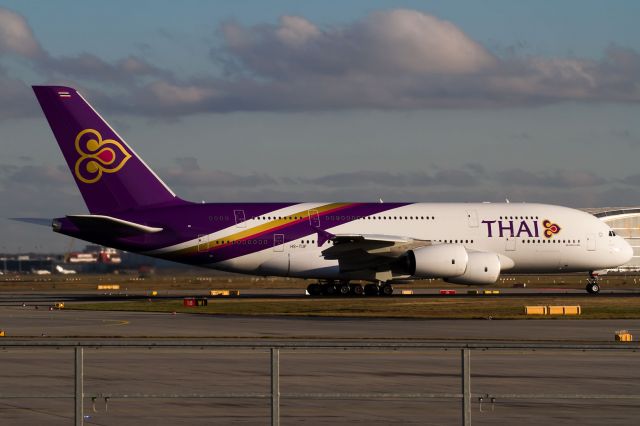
xmin=33 ymin=86 xmax=186 ymax=214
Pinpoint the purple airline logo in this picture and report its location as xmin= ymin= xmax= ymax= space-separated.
xmin=482 ymin=218 xmax=561 ymax=239
xmin=74 ymin=129 xmax=132 ymax=184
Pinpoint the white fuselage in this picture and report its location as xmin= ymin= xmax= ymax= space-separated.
xmin=203 ymin=202 xmax=632 ymax=281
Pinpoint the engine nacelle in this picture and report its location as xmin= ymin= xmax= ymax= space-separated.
xmin=445 ymin=252 xmax=501 ymax=285
xmin=408 ymin=244 xmax=468 ymax=278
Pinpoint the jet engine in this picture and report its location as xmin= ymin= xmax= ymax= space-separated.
xmin=445 ymin=252 xmax=501 ymax=285
xmin=407 ymin=244 xmax=468 ymax=278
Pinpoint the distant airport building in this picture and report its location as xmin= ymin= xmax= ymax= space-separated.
xmin=0 ymin=245 xmax=181 ymax=275
xmin=0 ymin=255 xmax=55 ymax=274
xmin=66 ymin=245 xmax=122 ymax=265
xmin=585 ymin=207 xmax=640 ymax=271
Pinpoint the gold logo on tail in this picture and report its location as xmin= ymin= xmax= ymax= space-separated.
xmin=74 ymin=129 xmax=132 ymax=184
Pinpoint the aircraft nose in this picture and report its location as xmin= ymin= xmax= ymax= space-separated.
xmin=618 ymin=238 xmax=634 ymax=265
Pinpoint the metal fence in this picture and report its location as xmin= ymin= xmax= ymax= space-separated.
xmin=0 ymin=340 xmax=639 ymax=426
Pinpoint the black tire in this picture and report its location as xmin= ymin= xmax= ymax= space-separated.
xmin=364 ymin=283 xmax=379 ymax=296
xmin=307 ymin=283 xmax=321 ymax=296
xmin=586 ymin=281 xmax=600 ymax=294
xmin=351 ymin=284 xmax=364 ymax=296
xmin=323 ymin=283 xmax=338 ymax=296
xmin=338 ymin=283 xmax=351 ymax=296
xmin=380 ymin=284 xmax=394 ymax=297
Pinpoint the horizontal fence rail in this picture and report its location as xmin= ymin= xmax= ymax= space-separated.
xmin=0 ymin=339 xmax=639 ymax=426
xmin=2 ymin=339 xmax=640 ymax=349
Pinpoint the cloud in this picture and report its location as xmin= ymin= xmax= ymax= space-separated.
xmin=305 ymin=167 xmax=610 ymax=189
xmin=38 ymin=53 xmax=168 ymax=83
xmin=132 ymin=10 xmax=640 ymax=114
xmin=496 ymin=169 xmax=607 ymax=188
xmin=160 ymin=157 xmax=278 ymax=188
xmin=219 ymin=10 xmax=495 ymax=79
xmin=0 ymin=67 xmax=36 ymax=119
xmin=0 ymin=7 xmax=42 ymax=57
xmin=0 ymin=163 xmax=74 ymax=189
xmin=620 ymin=173 xmax=640 ymax=186
xmin=304 ymin=168 xmax=482 ymax=188
xmin=1 ymin=7 xmax=640 ymax=118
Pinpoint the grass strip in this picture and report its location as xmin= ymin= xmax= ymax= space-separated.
xmin=69 ymin=296 xmax=640 ymax=319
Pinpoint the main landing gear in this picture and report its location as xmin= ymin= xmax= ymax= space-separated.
xmin=307 ymin=281 xmax=393 ymax=297
xmin=586 ymin=271 xmax=600 ymax=295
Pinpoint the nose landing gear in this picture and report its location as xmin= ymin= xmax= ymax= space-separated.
xmin=586 ymin=272 xmax=600 ymax=294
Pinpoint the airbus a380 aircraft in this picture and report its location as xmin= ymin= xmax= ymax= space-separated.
xmin=29 ymin=86 xmax=632 ymax=296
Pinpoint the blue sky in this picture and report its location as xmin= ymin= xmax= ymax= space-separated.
xmin=1 ymin=1 xmax=640 ymax=251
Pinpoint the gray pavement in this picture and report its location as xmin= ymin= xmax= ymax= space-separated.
xmin=1 ymin=304 xmax=640 ymax=340
xmin=1 ymin=305 xmax=640 ymax=424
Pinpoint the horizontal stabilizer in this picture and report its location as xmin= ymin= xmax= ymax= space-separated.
xmin=10 ymin=218 xmax=52 ymax=227
xmin=66 ymin=215 xmax=163 ymax=236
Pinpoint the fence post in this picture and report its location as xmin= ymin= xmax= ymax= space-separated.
xmin=462 ymin=348 xmax=471 ymax=426
xmin=271 ymin=348 xmax=280 ymax=426
xmin=75 ymin=346 xmax=84 ymax=426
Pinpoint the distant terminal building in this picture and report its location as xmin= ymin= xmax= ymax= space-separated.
xmin=1 ymin=245 xmax=123 ymax=274
xmin=584 ymin=207 xmax=640 ymax=271
xmin=0 ymin=255 xmax=56 ymax=274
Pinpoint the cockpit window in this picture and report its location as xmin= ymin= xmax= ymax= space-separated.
xmin=608 ymin=231 xmax=617 ymax=237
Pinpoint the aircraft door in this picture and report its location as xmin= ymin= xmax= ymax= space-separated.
xmin=587 ymin=233 xmax=596 ymax=251
xmin=308 ymin=209 xmax=320 ymax=228
xmin=466 ymin=210 xmax=479 ymax=228
xmin=234 ymin=210 xmax=246 ymax=228
xmin=505 ymin=236 xmax=516 ymax=251
xmin=197 ymin=234 xmax=209 ymax=253
xmin=274 ymin=234 xmax=285 ymax=252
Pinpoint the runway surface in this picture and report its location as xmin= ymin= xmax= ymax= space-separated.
xmin=2 ymin=304 xmax=640 ymax=340
xmin=1 ymin=302 xmax=640 ymax=424
xmin=0 ymin=286 xmax=639 ymax=306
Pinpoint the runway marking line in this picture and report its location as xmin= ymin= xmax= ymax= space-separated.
xmin=101 ymin=319 xmax=130 ymax=327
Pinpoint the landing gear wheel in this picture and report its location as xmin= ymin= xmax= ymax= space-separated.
xmin=350 ymin=284 xmax=364 ymax=296
xmin=380 ymin=283 xmax=394 ymax=297
xmin=323 ymin=283 xmax=338 ymax=296
xmin=364 ymin=283 xmax=379 ymax=296
xmin=307 ymin=283 xmax=322 ymax=296
xmin=338 ymin=282 xmax=351 ymax=296
xmin=586 ymin=281 xmax=600 ymax=294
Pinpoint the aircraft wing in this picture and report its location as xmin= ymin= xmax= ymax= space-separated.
xmin=321 ymin=233 xmax=429 ymax=273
